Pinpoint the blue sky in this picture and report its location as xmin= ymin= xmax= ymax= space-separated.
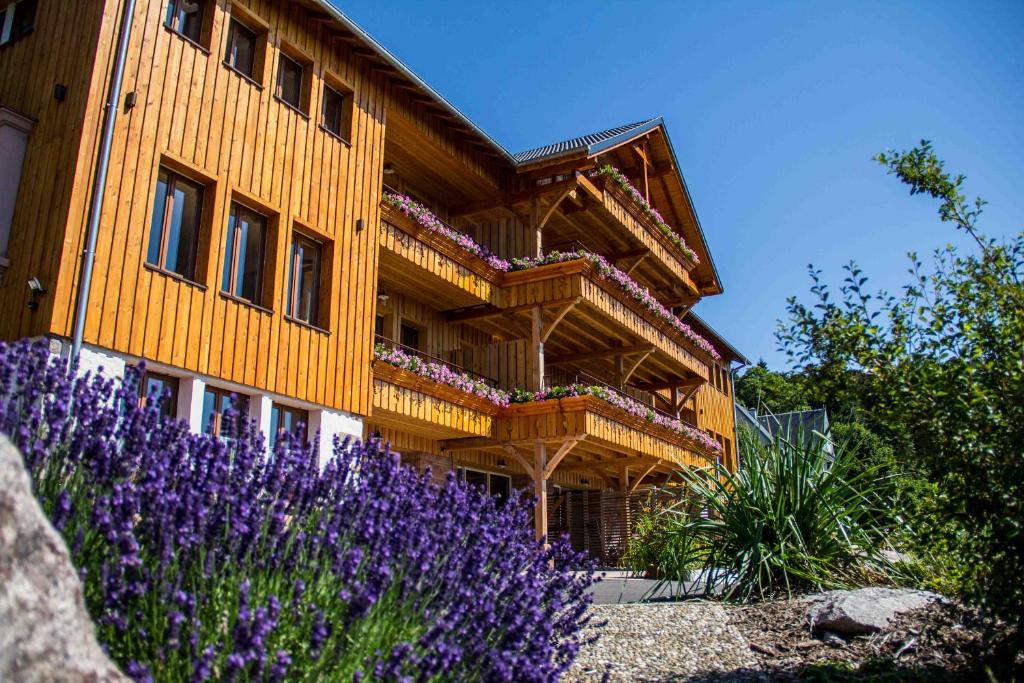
xmin=333 ymin=0 xmax=1024 ymax=370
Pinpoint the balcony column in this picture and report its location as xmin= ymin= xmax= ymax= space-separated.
xmin=534 ymin=441 xmax=548 ymax=541
xmin=530 ymin=305 xmax=544 ymax=391
xmin=671 ymin=387 xmax=681 ymax=419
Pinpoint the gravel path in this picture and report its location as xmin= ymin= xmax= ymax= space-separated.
xmin=565 ymin=603 xmax=762 ymax=682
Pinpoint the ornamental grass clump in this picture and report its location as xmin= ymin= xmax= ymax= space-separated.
xmin=641 ymin=428 xmax=915 ymax=602
xmin=0 ymin=340 xmax=596 ymax=682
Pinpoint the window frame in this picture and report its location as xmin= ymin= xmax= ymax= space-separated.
xmin=458 ymin=467 xmax=512 ymax=502
xmin=286 ymin=231 xmax=323 ymax=327
xmin=275 ymin=51 xmax=307 ymax=113
xmin=221 ymin=200 xmax=268 ymax=306
xmin=201 ymin=385 xmax=250 ymax=438
xmin=320 ymin=81 xmax=353 ymax=142
xmin=0 ymin=0 xmax=36 ymax=47
xmin=400 ymin=322 xmax=421 ymax=351
xmin=163 ymin=0 xmax=209 ymax=49
xmin=270 ymin=402 xmax=309 ymax=444
xmin=139 ymin=371 xmax=179 ymax=419
xmin=147 ymin=166 xmax=205 ymax=282
xmin=223 ymin=16 xmax=260 ymax=83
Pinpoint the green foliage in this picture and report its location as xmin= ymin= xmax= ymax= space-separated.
xmin=778 ymin=140 xmax=1024 ymax=628
xmin=735 ymin=361 xmax=810 ymax=413
xmin=643 ymin=429 xmax=912 ymax=602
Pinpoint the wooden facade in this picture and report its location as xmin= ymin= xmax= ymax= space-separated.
xmin=0 ymin=0 xmax=745 ymax=551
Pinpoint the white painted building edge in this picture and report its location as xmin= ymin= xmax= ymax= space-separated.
xmin=71 ymin=342 xmax=364 ymax=464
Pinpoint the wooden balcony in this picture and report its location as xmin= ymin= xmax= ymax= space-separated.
xmin=371 ymin=361 xmax=500 ymax=439
xmin=378 ymin=203 xmax=501 ymax=308
xmin=449 ymin=259 xmax=711 ymax=385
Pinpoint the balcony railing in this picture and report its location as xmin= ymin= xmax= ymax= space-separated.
xmin=545 ymin=367 xmax=699 ymax=431
xmin=374 ymin=334 xmax=499 ymax=388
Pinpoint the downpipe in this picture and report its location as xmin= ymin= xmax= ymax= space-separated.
xmin=69 ymin=0 xmax=137 ymax=368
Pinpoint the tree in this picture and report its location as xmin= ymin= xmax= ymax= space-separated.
xmin=777 ymin=141 xmax=1024 ymax=632
xmin=735 ymin=361 xmax=809 ymax=414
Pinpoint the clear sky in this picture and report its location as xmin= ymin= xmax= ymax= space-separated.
xmin=332 ymin=0 xmax=1023 ymax=369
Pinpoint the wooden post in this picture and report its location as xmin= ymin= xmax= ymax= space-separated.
xmin=530 ymin=305 xmax=544 ymax=391
xmin=531 ymin=197 xmax=543 ymax=258
xmin=534 ymin=440 xmax=548 ymax=540
xmin=671 ymin=387 xmax=680 ymax=419
xmin=615 ymin=353 xmax=624 ymax=389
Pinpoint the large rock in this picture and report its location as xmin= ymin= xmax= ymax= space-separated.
xmin=808 ymin=587 xmax=943 ymax=635
xmin=0 ymin=435 xmax=128 ymax=682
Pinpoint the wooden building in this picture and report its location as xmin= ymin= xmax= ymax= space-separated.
xmin=0 ymin=0 xmax=746 ymax=551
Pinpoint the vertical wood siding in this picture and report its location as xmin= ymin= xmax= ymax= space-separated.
xmin=38 ymin=0 xmax=388 ymax=416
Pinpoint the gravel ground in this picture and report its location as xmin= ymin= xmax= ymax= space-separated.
xmin=565 ymin=603 xmax=762 ymax=682
xmin=564 ymin=597 xmax=1010 ymax=682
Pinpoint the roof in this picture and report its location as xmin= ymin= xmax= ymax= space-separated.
xmin=757 ymin=409 xmax=834 ymax=454
xmin=683 ymin=312 xmax=749 ymax=364
xmin=315 ymin=3 xmax=723 ymax=294
xmin=314 ymin=1 xmax=515 ymax=164
xmin=512 ymin=119 xmax=659 ymax=165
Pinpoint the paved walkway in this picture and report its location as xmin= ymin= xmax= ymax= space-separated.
xmin=585 ymin=570 xmax=724 ymax=604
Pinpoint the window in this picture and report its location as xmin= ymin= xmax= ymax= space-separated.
xmin=321 ymin=83 xmax=352 ymax=141
xmin=0 ymin=0 xmax=36 ymax=46
xmin=164 ymin=0 xmax=206 ymax=45
xmin=201 ymin=386 xmax=249 ymax=438
xmin=147 ymin=167 xmax=204 ymax=280
xmin=0 ymin=107 xmax=33 ymax=268
xmin=459 ymin=468 xmax=511 ymax=503
xmin=224 ymin=18 xmax=257 ymax=80
xmin=276 ymin=52 xmax=304 ymax=111
xmin=140 ymin=372 xmax=179 ymax=419
xmin=286 ymin=233 xmax=321 ymax=326
xmin=270 ymin=403 xmax=308 ymax=445
xmin=221 ymin=202 xmax=267 ymax=305
xmin=400 ymin=323 xmax=420 ymax=351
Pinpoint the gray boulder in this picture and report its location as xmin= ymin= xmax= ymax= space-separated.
xmin=0 ymin=435 xmax=128 ymax=682
xmin=808 ymin=587 xmax=943 ymax=635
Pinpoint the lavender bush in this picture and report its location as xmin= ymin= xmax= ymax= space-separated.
xmin=0 ymin=340 xmax=596 ymax=682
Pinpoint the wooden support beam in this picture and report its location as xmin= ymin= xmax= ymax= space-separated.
xmin=541 ymin=299 xmax=580 ymax=343
xmin=663 ymin=293 xmax=701 ymax=309
xmin=630 ymin=462 xmax=661 ymax=493
xmin=621 ymin=350 xmax=653 ymax=385
xmin=558 ymin=455 xmax=657 ymax=473
xmin=503 ymin=445 xmax=536 ymax=478
xmin=623 ymin=252 xmax=649 ymax=277
xmin=445 ymin=296 xmax=581 ymax=324
xmin=547 ymin=343 xmax=655 ymax=366
xmin=543 ymin=437 xmax=584 ymax=479
xmin=633 ymin=376 xmax=706 ymax=392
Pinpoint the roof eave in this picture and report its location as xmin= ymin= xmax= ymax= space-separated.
xmin=311 ymin=0 xmax=516 ymax=165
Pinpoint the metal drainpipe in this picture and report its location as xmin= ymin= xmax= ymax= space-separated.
xmin=69 ymin=0 xmax=137 ymax=368
xmin=729 ymin=362 xmax=746 ymax=471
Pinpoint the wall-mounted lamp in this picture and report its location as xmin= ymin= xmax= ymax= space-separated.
xmin=355 ymin=218 xmax=364 ymax=232
xmin=124 ymin=91 xmax=138 ymax=110
xmin=580 ymin=478 xmax=590 ymax=486
xmin=53 ymin=84 xmax=67 ymax=102
xmin=27 ymin=277 xmax=46 ymax=310
xmin=377 ymin=288 xmax=389 ymax=305
xmin=496 ymin=458 xmax=507 ymax=469
xmin=382 ymin=163 xmax=396 ymax=175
